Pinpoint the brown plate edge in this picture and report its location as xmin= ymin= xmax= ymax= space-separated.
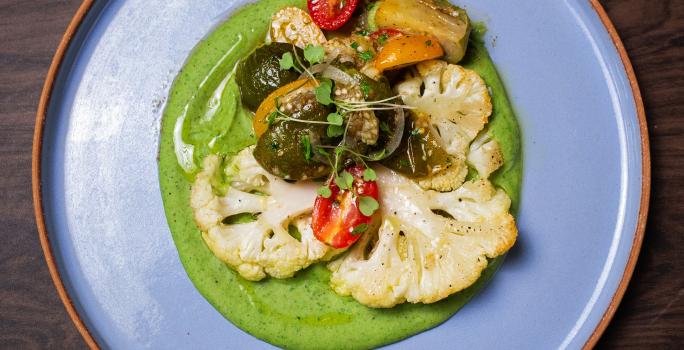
xmin=31 ymin=0 xmax=100 ymax=349
xmin=582 ymin=1 xmax=650 ymax=349
xmin=30 ymin=1 xmax=650 ymax=350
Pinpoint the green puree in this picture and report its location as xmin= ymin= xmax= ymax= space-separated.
xmin=158 ymin=1 xmax=522 ymax=349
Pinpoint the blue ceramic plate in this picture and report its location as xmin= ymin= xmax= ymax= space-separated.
xmin=34 ymin=0 xmax=648 ymax=349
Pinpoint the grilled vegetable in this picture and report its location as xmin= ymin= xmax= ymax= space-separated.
xmin=236 ymin=43 xmax=304 ymax=110
xmin=252 ymin=85 xmax=332 ymax=180
xmin=375 ymin=34 xmax=444 ymax=71
xmin=373 ymin=0 xmax=471 ymax=63
xmin=382 ymin=111 xmax=451 ymax=178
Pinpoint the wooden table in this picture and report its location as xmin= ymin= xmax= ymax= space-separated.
xmin=1 ymin=0 xmax=681 ymax=348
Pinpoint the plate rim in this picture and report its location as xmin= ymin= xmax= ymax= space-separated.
xmin=31 ymin=1 xmax=650 ymax=349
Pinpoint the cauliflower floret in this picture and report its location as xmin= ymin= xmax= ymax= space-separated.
xmin=266 ymin=7 xmax=327 ymax=48
xmin=328 ymin=166 xmax=516 ymax=307
xmin=467 ymin=132 xmax=504 ymax=179
xmin=416 ymin=155 xmax=468 ymax=192
xmin=396 ymin=60 xmax=492 ymax=156
xmin=191 ymin=147 xmax=334 ymax=281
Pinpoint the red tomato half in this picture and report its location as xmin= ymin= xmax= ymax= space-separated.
xmin=308 ymin=0 xmax=360 ymax=30
xmin=312 ymin=166 xmax=379 ymax=248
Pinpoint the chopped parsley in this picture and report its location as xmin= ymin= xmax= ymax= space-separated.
xmin=267 ymin=111 xmax=278 ymax=126
xmin=358 ymin=50 xmax=374 ymax=61
xmin=378 ymin=33 xmax=389 ymax=44
xmin=360 ymin=81 xmax=372 ymax=98
xmin=379 ymin=121 xmax=391 ymax=133
xmin=300 ymin=134 xmax=312 ymax=161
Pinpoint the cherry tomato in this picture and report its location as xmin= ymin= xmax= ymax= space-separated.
xmin=308 ymin=0 xmax=360 ymax=30
xmin=312 ymin=165 xmax=379 ymax=248
xmin=369 ymin=28 xmax=403 ymax=42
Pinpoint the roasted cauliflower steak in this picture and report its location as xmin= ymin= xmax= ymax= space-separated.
xmin=327 ymin=167 xmax=517 ymax=307
xmin=396 ymin=59 xmax=501 ymax=191
xmin=190 ymin=146 xmax=335 ymax=281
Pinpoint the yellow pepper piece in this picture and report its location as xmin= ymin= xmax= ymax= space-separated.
xmin=374 ymin=34 xmax=444 ymax=72
xmin=253 ymin=79 xmax=314 ymax=137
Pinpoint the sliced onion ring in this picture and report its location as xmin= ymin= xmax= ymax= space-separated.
xmin=321 ymin=65 xmax=355 ymax=85
xmin=303 ymin=63 xmax=330 ymax=76
xmin=299 ymin=64 xmax=355 ymax=86
xmin=379 ymin=107 xmax=405 ymax=159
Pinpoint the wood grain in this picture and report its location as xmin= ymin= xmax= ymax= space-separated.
xmin=1 ymin=0 xmax=682 ymax=349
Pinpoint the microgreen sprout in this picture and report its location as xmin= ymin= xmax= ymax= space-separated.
xmin=304 ymin=44 xmax=325 ymax=64
xmin=317 ymin=186 xmax=332 ymax=198
xmin=358 ymin=196 xmax=379 ymax=216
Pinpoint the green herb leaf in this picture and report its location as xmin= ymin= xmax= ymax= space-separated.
xmin=360 ymin=81 xmax=372 ymax=98
xmin=363 ymin=168 xmax=377 ymax=181
xmin=358 ymin=50 xmax=374 ymax=61
xmin=279 ymin=52 xmax=294 ymax=70
xmin=267 ymin=111 xmax=278 ymax=126
xmin=379 ymin=121 xmax=390 ymax=133
xmin=334 ymin=174 xmax=347 ymax=190
xmin=425 ymin=40 xmax=433 ymax=46
xmin=301 ymin=134 xmax=312 ymax=161
xmin=351 ymin=223 xmax=368 ymax=235
xmin=335 ymin=170 xmax=354 ymax=190
xmin=358 ymin=196 xmax=379 ymax=216
xmin=317 ymin=186 xmax=332 ymax=198
xmin=378 ymin=33 xmax=389 ymax=44
xmin=314 ymin=79 xmax=333 ymax=105
xmin=304 ymin=44 xmax=325 ymax=64
xmin=342 ymin=170 xmax=354 ymax=189
xmin=361 ymin=50 xmax=374 ymax=60
xmin=327 ymin=124 xmax=344 ymax=137
xmin=355 ymin=29 xmax=370 ymax=36
xmin=410 ymin=128 xmax=421 ymax=136
xmin=350 ymin=41 xmax=360 ymax=50
xmin=327 ymin=112 xmax=344 ymax=126
xmin=399 ymin=159 xmax=411 ymax=168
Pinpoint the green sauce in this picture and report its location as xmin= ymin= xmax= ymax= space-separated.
xmin=158 ymin=1 xmax=522 ymax=348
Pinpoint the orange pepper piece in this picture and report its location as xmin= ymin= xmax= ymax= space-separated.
xmin=253 ymin=79 xmax=314 ymax=137
xmin=374 ymin=34 xmax=444 ymax=72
